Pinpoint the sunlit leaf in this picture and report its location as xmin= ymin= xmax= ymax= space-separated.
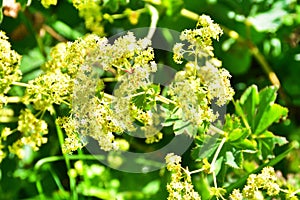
xmin=254 ymin=86 xmax=288 ymax=134
xmin=192 ymin=135 xmax=219 ymax=161
xmin=51 ymin=21 xmax=83 ymax=40
xmin=142 ymin=179 xmax=160 ymax=195
xmin=248 ymin=2 xmax=288 ymax=32
xmin=256 ymin=131 xmax=288 ymax=160
xmin=225 ymin=151 xmax=240 ymax=169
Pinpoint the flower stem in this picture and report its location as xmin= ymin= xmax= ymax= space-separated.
xmin=34 ymin=155 xmax=105 ymax=171
xmin=102 ymin=77 xmax=118 ymax=82
xmin=155 ymin=95 xmax=176 ymax=105
xmin=189 ymin=168 xmax=205 ymax=175
xmin=210 ymin=137 xmax=226 ymax=188
xmin=146 ymin=4 xmax=159 ymax=39
xmin=0 ymin=116 xmax=18 ymax=123
xmin=36 ymin=179 xmax=45 ymax=200
xmin=290 ymin=189 xmax=300 ymax=197
xmin=209 ymin=125 xmax=226 ymax=136
xmin=12 ymin=81 xmax=29 ymax=87
xmin=52 ymin=107 xmax=78 ymax=200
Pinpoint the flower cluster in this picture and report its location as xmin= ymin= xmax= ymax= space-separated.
xmin=23 ymin=34 xmax=102 ymax=113
xmin=168 ymin=72 xmax=216 ymax=128
xmin=23 ymin=69 xmax=72 ymax=112
xmin=229 ymin=167 xmax=281 ymax=200
xmin=8 ymin=109 xmax=48 ymax=159
xmin=41 ymin=0 xmax=57 ymax=8
xmin=165 ymin=153 xmax=201 ymax=200
xmin=56 ymin=117 xmax=84 ymax=154
xmin=0 ymin=31 xmax=22 ymax=105
xmin=169 ymin=15 xmax=234 ymax=129
xmin=44 ymin=34 xmax=102 ymax=77
xmin=0 ymin=127 xmax=12 ymax=162
xmin=61 ymin=32 xmax=158 ymax=153
xmin=174 ymin=14 xmax=223 ymax=61
xmin=71 ymin=0 xmax=104 ymax=35
xmin=40 ymin=0 xmax=105 ymax=35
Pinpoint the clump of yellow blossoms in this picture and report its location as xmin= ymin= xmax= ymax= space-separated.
xmin=70 ymin=32 xmax=158 ymax=152
xmin=169 ymin=15 xmax=234 ymax=129
xmin=41 ymin=0 xmax=57 ymax=8
xmin=0 ymin=31 xmax=22 ymax=161
xmin=72 ymin=0 xmax=104 ymax=35
xmin=0 ymin=31 xmax=22 ymax=105
xmin=9 ymin=109 xmax=48 ymax=159
xmin=165 ymin=153 xmax=201 ymax=200
xmin=40 ymin=0 xmax=105 ymax=35
xmin=229 ymin=167 xmax=281 ymax=200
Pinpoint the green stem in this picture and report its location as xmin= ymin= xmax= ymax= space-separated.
xmin=209 ymin=125 xmax=226 ymax=136
xmin=0 ymin=116 xmax=18 ymax=123
xmin=34 ymin=154 xmax=105 ymax=171
xmin=12 ymin=81 xmax=29 ymax=87
xmin=34 ymin=154 xmax=105 ymax=198
xmin=189 ymin=168 xmax=205 ymax=175
xmin=18 ymin=11 xmax=47 ymax=59
xmin=102 ymin=77 xmax=118 ymax=82
xmin=48 ymin=166 xmax=66 ymax=193
xmin=210 ymin=137 xmax=226 ymax=188
xmin=290 ymin=189 xmax=300 ymax=197
xmin=36 ymin=179 xmax=45 ymax=200
xmin=155 ymin=95 xmax=176 ymax=105
xmin=53 ymin=108 xmax=77 ymax=200
xmin=180 ymin=8 xmax=199 ymax=21
xmin=146 ymin=4 xmax=159 ymax=39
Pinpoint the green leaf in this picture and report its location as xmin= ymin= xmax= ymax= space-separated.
xmin=51 ymin=21 xmax=83 ymax=40
xmin=173 ymin=119 xmax=196 ymax=136
xmin=248 ymin=1 xmax=288 ymax=33
xmin=235 ymin=85 xmax=288 ymax=135
xmin=103 ymin=0 xmax=128 ymax=12
xmin=231 ymin=139 xmax=256 ymax=151
xmin=132 ymin=86 xmax=158 ymax=110
xmin=196 ymin=174 xmax=211 ymax=200
xmin=20 ymin=47 xmax=45 ymax=74
xmin=254 ymin=103 xmax=288 ymax=135
xmin=192 ymin=135 xmax=219 ymax=161
xmin=162 ymin=117 xmax=178 ymax=127
xmin=256 ymin=131 xmax=288 ymax=160
xmin=225 ymin=144 xmax=295 ymax=194
xmin=223 ymin=114 xmax=250 ymax=143
xmin=214 ymin=156 xmax=224 ymax=175
xmin=132 ymin=92 xmax=148 ymax=109
xmin=162 ymin=0 xmax=184 ymax=16
xmin=239 ymin=85 xmax=259 ymax=128
xmin=228 ymin=128 xmax=248 ymax=142
xmin=225 ymin=151 xmax=240 ymax=169
xmin=235 ymin=150 xmax=244 ymax=168
xmin=254 ymin=86 xmax=288 ymax=134
xmin=142 ymin=180 xmax=160 ymax=195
